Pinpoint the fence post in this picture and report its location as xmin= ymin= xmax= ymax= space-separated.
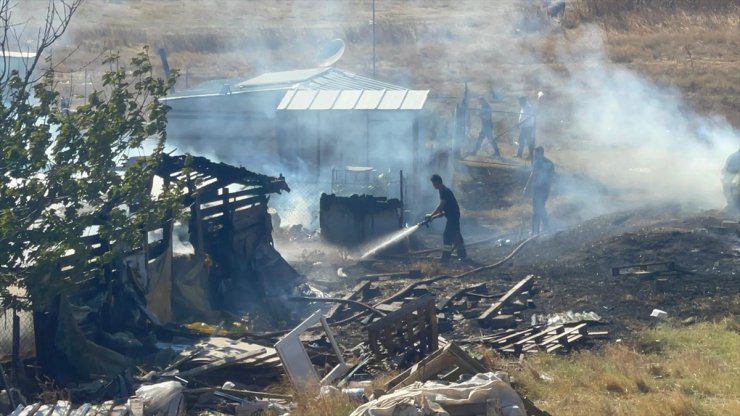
xmin=11 ymin=309 xmax=20 ymax=383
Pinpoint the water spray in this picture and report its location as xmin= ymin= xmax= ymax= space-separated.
xmin=359 ymin=216 xmax=435 ymax=259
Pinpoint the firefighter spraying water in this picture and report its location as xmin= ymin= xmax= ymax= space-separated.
xmin=360 ymin=174 xmax=467 ymax=261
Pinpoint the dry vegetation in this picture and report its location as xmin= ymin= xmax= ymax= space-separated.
xmin=504 ymin=318 xmax=740 ymax=416
xmin=274 ymin=319 xmax=740 ymax=416
xmin=24 ymin=0 xmax=737 ymax=127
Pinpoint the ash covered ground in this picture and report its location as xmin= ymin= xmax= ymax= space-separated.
xmin=276 ymin=163 xmax=740 ymax=352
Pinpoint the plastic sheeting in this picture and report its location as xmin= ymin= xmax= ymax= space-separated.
xmin=530 ymin=310 xmax=602 ymax=326
xmin=350 ymin=372 xmax=526 ymax=416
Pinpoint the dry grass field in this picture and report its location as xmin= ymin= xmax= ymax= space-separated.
xmin=493 ymin=318 xmax=740 ymax=416
xmin=20 ymin=0 xmax=738 ymax=127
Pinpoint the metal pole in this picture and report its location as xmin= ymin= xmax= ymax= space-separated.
xmin=372 ymin=0 xmax=376 ymax=79
xmin=11 ymin=310 xmax=20 ymax=383
xmin=399 ymin=170 xmax=404 ymax=227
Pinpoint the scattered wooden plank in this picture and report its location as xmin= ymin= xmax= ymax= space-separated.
xmin=361 ymin=270 xmax=422 ymax=281
xmin=477 ymin=275 xmax=534 ymax=325
xmin=327 ymin=281 xmax=372 ymax=320
xmin=538 ymin=323 xmax=587 ymax=347
xmin=437 ymin=283 xmax=487 ymax=312
xmin=178 ymin=348 xmax=266 ymax=378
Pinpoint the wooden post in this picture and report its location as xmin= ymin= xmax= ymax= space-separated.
xmin=11 ymin=309 xmax=20 ymax=382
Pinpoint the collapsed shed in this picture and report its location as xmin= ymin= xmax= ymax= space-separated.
xmin=31 ymin=154 xmax=306 ymax=385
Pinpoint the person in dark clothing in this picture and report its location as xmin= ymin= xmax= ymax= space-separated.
xmin=427 ymin=174 xmax=467 ymax=262
xmin=472 ymin=97 xmax=500 ymax=157
xmin=524 ymin=147 xmax=555 ymax=234
xmin=516 ymin=96 xmax=536 ymax=160
xmin=723 ymin=148 xmax=740 ymax=213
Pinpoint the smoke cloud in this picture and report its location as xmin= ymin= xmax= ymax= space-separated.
xmin=16 ymin=1 xmax=738 ymax=226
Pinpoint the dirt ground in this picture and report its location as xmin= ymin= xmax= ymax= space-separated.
xmin=277 ymin=178 xmax=740 ymax=354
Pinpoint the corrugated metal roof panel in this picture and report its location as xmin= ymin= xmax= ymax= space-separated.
xmin=332 ymin=90 xmax=363 ymax=109
xmin=355 ymin=90 xmax=386 ymax=110
xmin=287 ymin=90 xmax=318 ymax=110
xmin=171 ymin=67 xmax=419 ymax=100
xmin=377 ymin=90 xmax=408 ymax=110
xmin=310 ymin=90 xmax=340 ymax=110
xmin=237 ymin=68 xmax=328 ymax=88
xmin=277 ymin=89 xmax=296 ymax=110
xmin=278 ymin=88 xmax=428 ymax=111
xmin=400 ymin=90 xmax=429 ymax=110
xmin=303 ymin=68 xmax=405 ymax=91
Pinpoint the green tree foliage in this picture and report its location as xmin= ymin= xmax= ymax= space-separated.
xmin=0 ymin=2 xmax=182 ymax=311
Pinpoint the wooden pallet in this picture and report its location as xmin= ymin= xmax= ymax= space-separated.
xmin=367 ymin=294 xmax=438 ymax=360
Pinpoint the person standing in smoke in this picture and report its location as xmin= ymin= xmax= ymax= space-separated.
xmin=524 ymin=147 xmax=555 ymax=234
xmin=722 ymin=148 xmax=740 ymax=214
xmin=426 ymin=174 xmax=467 ymax=262
xmin=472 ymin=97 xmax=501 ymax=157
xmin=516 ymin=96 xmax=537 ymax=160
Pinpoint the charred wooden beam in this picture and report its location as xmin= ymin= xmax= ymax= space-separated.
xmin=477 ymin=275 xmax=534 ymax=326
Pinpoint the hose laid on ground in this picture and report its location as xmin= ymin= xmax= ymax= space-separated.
xmin=240 ymin=233 xmax=540 ymax=337
xmin=286 ymin=296 xmax=386 ymax=318
xmin=391 ymin=231 xmax=522 ymax=257
xmin=373 ymin=233 xmax=540 ymax=307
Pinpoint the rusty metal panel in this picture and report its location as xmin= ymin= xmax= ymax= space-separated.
xmin=355 ymin=90 xmax=386 ymax=110
xmin=377 ymin=90 xmax=408 ymax=110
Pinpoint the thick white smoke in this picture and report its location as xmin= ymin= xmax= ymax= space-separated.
xmin=549 ymin=27 xmax=738 ymax=212
xmin=21 ymin=0 xmax=738 ymax=221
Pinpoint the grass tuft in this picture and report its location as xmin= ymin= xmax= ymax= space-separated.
xmin=504 ymin=318 xmax=740 ymax=416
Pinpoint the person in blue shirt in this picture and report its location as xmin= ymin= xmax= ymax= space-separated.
xmin=472 ymin=97 xmax=501 ymax=157
xmin=524 ymin=147 xmax=555 ymax=234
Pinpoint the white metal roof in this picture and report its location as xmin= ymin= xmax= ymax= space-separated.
xmin=1 ymin=51 xmax=36 ymax=59
xmin=236 ymin=68 xmax=328 ymax=88
xmin=277 ymin=89 xmax=428 ymax=111
xmin=168 ymin=67 xmax=429 ymax=111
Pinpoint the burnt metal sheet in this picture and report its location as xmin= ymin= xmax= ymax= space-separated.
xmin=355 ymin=90 xmax=386 ymax=110
xmin=377 ymin=90 xmax=408 ymax=110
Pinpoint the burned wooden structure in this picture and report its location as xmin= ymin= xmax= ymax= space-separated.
xmin=30 ymin=154 xmax=305 ymax=388
xmin=156 ymin=155 xmax=304 ymax=316
xmin=158 ymin=154 xmax=289 ymax=259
